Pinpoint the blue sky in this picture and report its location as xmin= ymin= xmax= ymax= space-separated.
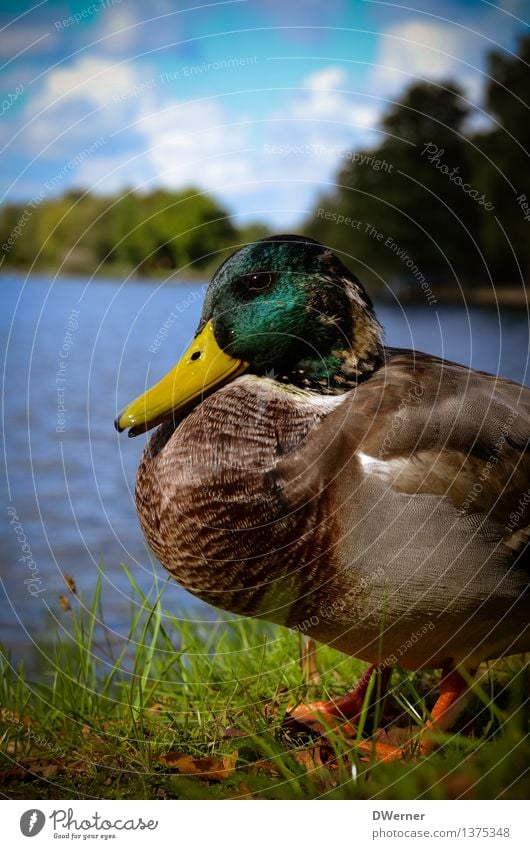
xmin=0 ymin=0 xmax=528 ymax=227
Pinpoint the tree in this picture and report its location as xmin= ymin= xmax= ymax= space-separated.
xmin=472 ymin=34 xmax=530 ymax=282
xmin=306 ymin=81 xmax=485 ymax=298
xmin=0 ymin=187 xmax=248 ymax=277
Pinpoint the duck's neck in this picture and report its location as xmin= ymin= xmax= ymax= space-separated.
xmin=276 ymin=294 xmax=385 ymax=395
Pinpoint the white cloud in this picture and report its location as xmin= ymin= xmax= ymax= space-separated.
xmin=135 ymin=99 xmax=253 ymax=191
xmin=93 ymin=5 xmax=148 ymax=54
xmin=71 ymin=151 xmax=153 ymax=195
xmin=6 ymin=50 xmax=434 ymax=228
xmin=91 ymin=0 xmax=186 ymax=55
xmin=22 ymin=55 xmax=254 ymax=197
xmin=291 ymin=66 xmax=382 ymax=137
xmin=39 ymin=56 xmax=140 ymax=108
xmin=18 ymin=57 xmax=159 ymax=155
xmin=305 ymin=66 xmax=348 ymax=91
xmin=217 ymin=66 xmax=386 ymax=224
xmin=373 ymin=21 xmax=485 ymax=102
xmin=274 ymin=65 xmax=379 ymax=137
xmin=121 ymin=63 xmax=384 ymax=221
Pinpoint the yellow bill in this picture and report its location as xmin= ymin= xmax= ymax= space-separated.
xmin=115 ymin=320 xmax=248 ymax=436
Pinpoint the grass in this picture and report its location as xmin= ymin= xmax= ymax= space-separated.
xmin=0 ymin=566 xmax=528 ymax=800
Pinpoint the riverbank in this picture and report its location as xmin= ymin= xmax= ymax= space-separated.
xmin=1 ymin=569 xmax=527 ymax=800
xmin=2 ymin=266 xmax=529 ymax=308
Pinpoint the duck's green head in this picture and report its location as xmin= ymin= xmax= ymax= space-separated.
xmin=116 ymin=235 xmax=383 ymax=436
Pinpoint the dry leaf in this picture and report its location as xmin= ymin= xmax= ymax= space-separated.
xmin=0 ymin=766 xmax=29 ymax=782
xmin=1 ymin=708 xmax=29 ymax=726
xmin=250 ymin=758 xmax=281 ymax=778
xmin=42 ymin=764 xmax=59 ymax=779
xmin=159 ymin=751 xmax=237 ymax=781
xmin=263 ymin=687 xmax=289 ymax=717
xmin=68 ymin=759 xmax=89 ymax=775
xmin=236 ymin=781 xmax=254 ymax=797
xmin=146 ymin=703 xmax=166 ymax=714
xmin=29 ymin=758 xmax=64 ymax=776
xmin=64 ymin=574 xmax=77 ymax=594
xmin=222 ymin=726 xmax=246 ymax=740
xmin=294 ymin=744 xmax=338 ymax=772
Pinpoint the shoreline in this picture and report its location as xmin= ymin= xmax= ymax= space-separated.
xmin=2 ymin=269 xmax=528 ymax=307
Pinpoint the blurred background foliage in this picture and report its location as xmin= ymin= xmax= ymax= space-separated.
xmin=0 ymin=186 xmax=268 ymax=277
xmin=1 ymin=35 xmax=529 ymax=297
xmin=305 ymin=34 xmax=530 ymax=295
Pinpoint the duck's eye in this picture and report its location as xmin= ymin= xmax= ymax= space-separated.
xmin=240 ymin=271 xmax=275 ymax=292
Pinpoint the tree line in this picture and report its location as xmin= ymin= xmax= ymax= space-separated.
xmin=0 ymin=187 xmax=267 ymax=277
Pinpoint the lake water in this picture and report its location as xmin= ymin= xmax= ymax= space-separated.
xmin=1 ymin=273 xmax=529 ymax=667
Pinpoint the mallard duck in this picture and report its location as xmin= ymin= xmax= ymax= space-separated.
xmin=116 ymin=235 xmax=530 ymax=758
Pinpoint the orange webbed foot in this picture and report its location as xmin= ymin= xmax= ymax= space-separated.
xmin=283 ymin=663 xmax=391 ymax=738
xmin=282 ymin=664 xmax=474 ymax=763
